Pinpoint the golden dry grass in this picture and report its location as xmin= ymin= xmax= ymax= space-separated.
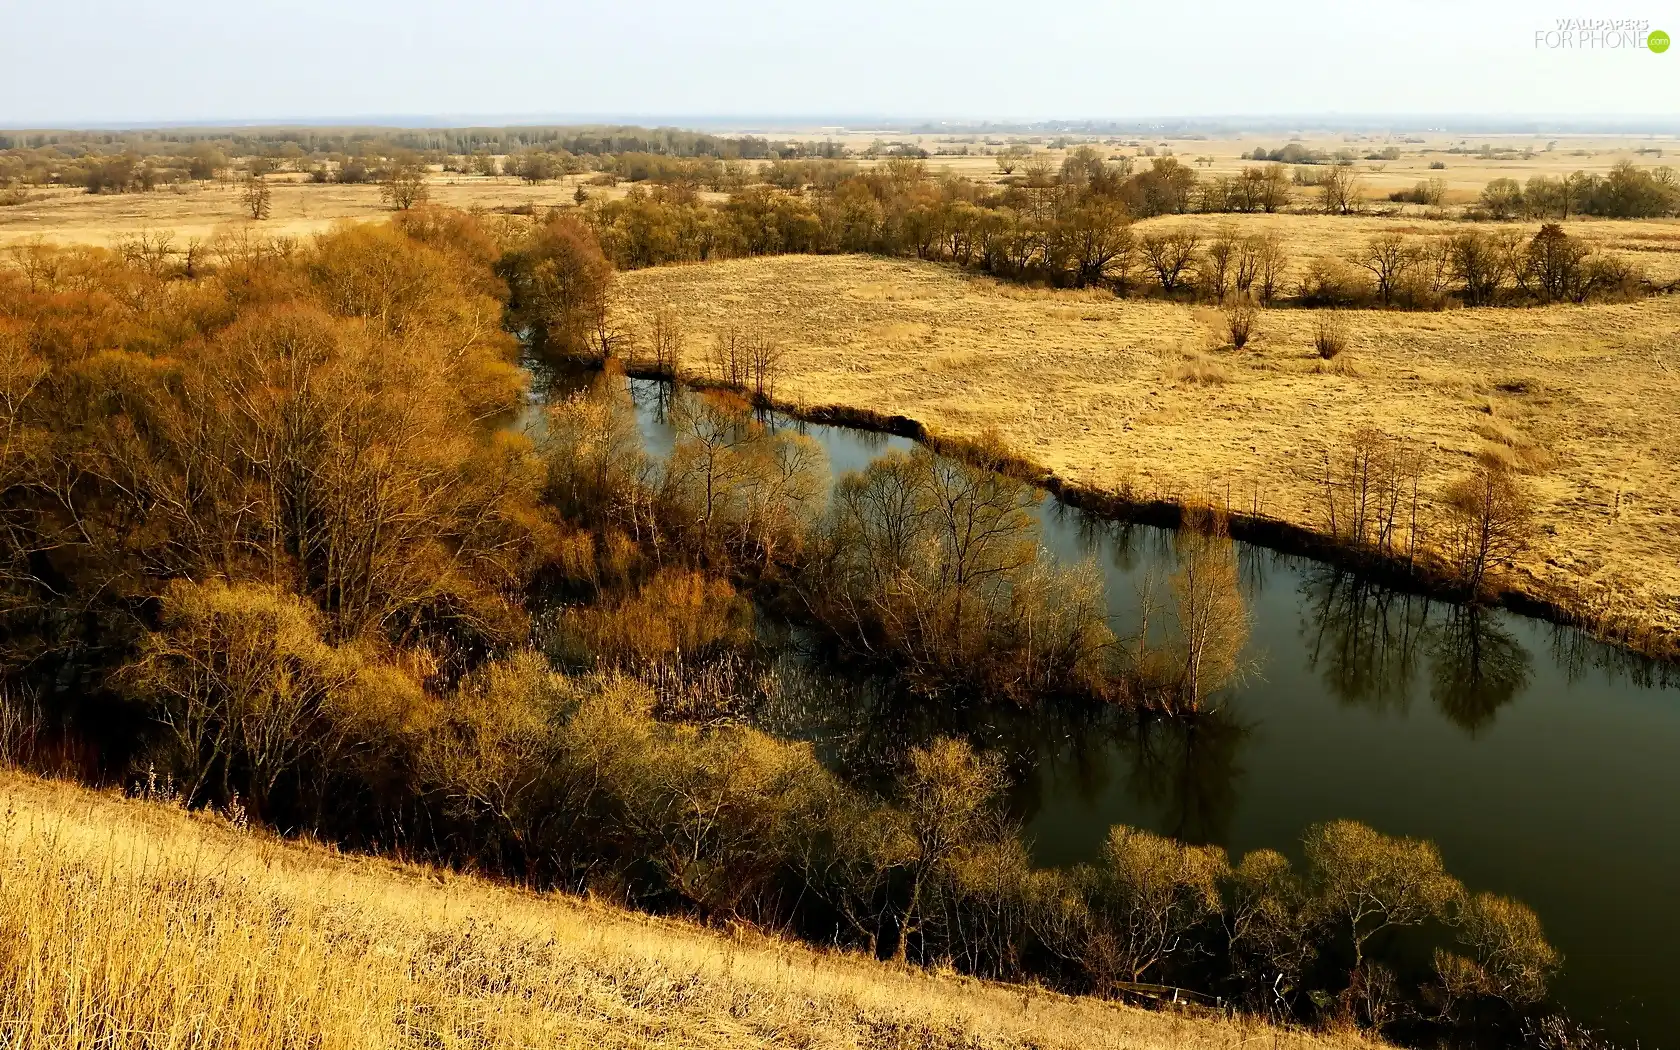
xmin=0 ymin=174 xmax=617 ymax=248
xmin=0 ymin=768 xmax=1388 ymax=1050
xmin=612 ymin=254 xmax=1680 ymax=653
xmin=725 ymin=127 xmax=1676 ymax=198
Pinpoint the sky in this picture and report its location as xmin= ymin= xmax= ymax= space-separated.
xmin=3 ymin=0 xmax=1677 ymax=127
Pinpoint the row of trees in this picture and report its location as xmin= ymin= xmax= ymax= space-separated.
xmin=1312 ymin=427 xmax=1535 ymax=600
xmin=577 ymin=169 xmax=1641 ymax=305
xmin=0 ymin=124 xmax=864 ymax=191
xmin=1478 ymin=163 xmax=1680 ymax=220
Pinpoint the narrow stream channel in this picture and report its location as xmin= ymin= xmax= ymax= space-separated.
xmin=525 ymin=366 xmax=1680 ymax=1046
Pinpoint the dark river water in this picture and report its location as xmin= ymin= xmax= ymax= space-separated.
xmin=528 ymin=371 xmax=1680 ymax=1046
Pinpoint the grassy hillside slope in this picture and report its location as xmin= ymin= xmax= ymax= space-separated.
xmin=0 ymin=769 xmax=1388 ymax=1050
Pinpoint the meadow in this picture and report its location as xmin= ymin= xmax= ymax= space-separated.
xmin=3 ymin=127 xmax=1677 ymax=248
xmin=611 ymin=253 xmax=1680 ymax=655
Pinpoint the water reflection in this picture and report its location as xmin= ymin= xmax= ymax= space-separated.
xmin=1428 ymin=608 xmax=1532 ymax=735
xmin=1301 ymin=569 xmax=1431 ymax=716
xmin=1299 ymin=568 xmax=1538 ymax=735
xmin=1120 ymin=713 xmax=1248 ymax=845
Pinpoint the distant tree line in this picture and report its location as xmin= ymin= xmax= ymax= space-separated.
xmin=1476 ymin=163 xmax=1680 ymax=219
xmin=575 ymin=157 xmax=1647 ymax=305
xmin=0 ymin=124 xmax=851 ymax=190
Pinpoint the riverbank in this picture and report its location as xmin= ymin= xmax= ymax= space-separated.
xmin=611 ymin=254 xmax=1680 ymax=659
xmin=0 ymin=767 xmax=1392 ymax=1050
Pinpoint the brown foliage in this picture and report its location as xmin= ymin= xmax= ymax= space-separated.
xmin=0 ymin=209 xmax=561 ymax=678
xmin=504 ymin=213 xmax=614 ymax=357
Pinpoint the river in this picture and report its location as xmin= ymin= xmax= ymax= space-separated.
xmin=527 ymin=367 xmax=1680 ymax=1046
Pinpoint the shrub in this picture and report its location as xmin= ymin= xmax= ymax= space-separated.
xmin=501 ymin=214 xmax=614 ymax=356
xmin=1435 ymin=893 xmax=1561 ymax=1012
xmin=1313 ymin=312 xmax=1350 ymax=359
xmin=1216 ymin=297 xmax=1256 ymax=349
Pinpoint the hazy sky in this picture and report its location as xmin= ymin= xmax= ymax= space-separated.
xmin=4 ymin=0 xmax=1677 ymax=126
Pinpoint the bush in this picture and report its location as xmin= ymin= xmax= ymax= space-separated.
xmin=1313 ymin=312 xmax=1350 ymax=359
xmin=1216 ymin=295 xmax=1256 ymax=347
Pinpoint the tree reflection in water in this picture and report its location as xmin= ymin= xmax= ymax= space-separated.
xmin=1428 ymin=607 xmax=1532 ymax=734
xmin=1301 ymin=568 xmax=1433 ymax=716
xmin=1300 ymin=567 xmax=1533 ymax=734
xmin=1120 ymin=710 xmax=1248 ymax=845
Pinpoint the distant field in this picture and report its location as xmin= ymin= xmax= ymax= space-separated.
xmin=2 ymin=128 xmax=1676 ymax=248
xmin=0 ymin=174 xmax=600 ymax=247
xmin=613 ymin=254 xmax=1680 ymax=652
xmin=0 ymin=768 xmax=1390 ymax=1050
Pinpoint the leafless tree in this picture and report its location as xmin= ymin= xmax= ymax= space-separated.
xmin=1442 ymin=466 xmax=1534 ymax=594
xmin=1319 ymin=165 xmax=1363 ymax=215
xmin=1351 ymin=233 xmax=1415 ymax=306
xmin=240 ymin=174 xmax=272 ymax=221
xmin=1139 ymin=228 xmax=1202 ymax=294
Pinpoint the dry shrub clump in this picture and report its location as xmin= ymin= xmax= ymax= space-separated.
xmin=550 ymin=566 xmax=753 ymax=669
xmin=1314 ymin=311 xmax=1351 ymax=360
xmin=1223 ymin=295 xmax=1258 ymax=349
xmin=1162 ymin=342 xmax=1230 ymax=386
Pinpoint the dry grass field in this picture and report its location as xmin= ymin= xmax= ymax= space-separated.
xmin=0 ymin=768 xmax=1389 ymax=1050
xmin=765 ymin=128 xmax=1678 ymax=200
xmin=0 ymin=174 xmax=609 ymax=248
xmin=612 ymin=254 xmax=1680 ymax=653
xmin=2 ymin=129 xmax=1675 ymax=248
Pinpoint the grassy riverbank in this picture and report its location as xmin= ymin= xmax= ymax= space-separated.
xmin=613 ymin=253 xmax=1680 ymax=658
xmin=0 ymin=768 xmax=1391 ymax=1050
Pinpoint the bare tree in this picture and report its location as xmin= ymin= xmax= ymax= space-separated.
xmin=1305 ymin=820 xmax=1462 ymax=978
xmin=895 ymin=737 xmax=1004 ymax=963
xmin=1351 ymin=233 xmax=1415 ymax=306
xmin=1257 ymin=163 xmax=1292 ymax=212
xmin=1093 ymin=825 xmax=1228 ymax=985
xmin=1139 ymin=228 xmax=1202 ymax=294
xmin=240 ymin=175 xmax=272 ymax=221
xmin=1442 ymin=466 xmax=1534 ymax=595
xmin=645 ymin=304 xmax=686 ymax=378
xmin=1434 ymin=893 xmax=1561 ymax=1014
xmin=1170 ymin=510 xmax=1249 ymax=711
xmin=994 ymin=143 xmax=1031 ymax=175
xmin=379 ymin=158 xmax=430 ymax=210
xmin=1448 ymin=231 xmax=1512 ymax=306
xmin=1201 ymin=225 xmax=1240 ymax=299
xmin=1320 ymin=165 xmax=1363 ymax=216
